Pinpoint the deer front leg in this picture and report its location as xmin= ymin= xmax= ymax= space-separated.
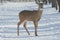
xmin=24 ymin=22 xmax=30 ymax=35
xmin=33 ymin=21 xmax=38 ymax=36
xmin=17 ymin=21 xmax=23 ymax=36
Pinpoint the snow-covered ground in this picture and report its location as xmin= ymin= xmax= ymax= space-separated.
xmin=0 ymin=2 xmax=60 ymax=40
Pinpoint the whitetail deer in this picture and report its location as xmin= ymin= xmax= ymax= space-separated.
xmin=17 ymin=0 xmax=43 ymax=36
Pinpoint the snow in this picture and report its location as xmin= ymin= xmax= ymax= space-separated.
xmin=0 ymin=2 xmax=60 ymax=40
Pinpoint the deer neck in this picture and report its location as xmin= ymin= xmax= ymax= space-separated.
xmin=37 ymin=6 xmax=43 ymax=15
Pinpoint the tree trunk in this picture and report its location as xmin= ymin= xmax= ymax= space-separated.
xmin=57 ymin=0 xmax=60 ymax=12
xmin=0 ymin=0 xmax=3 ymax=4
xmin=48 ymin=0 xmax=57 ymax=10
xmin=52 ymin=0 xmax=56 ymax=7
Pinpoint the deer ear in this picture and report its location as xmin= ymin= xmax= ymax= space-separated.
xmin=35 ymin=0 xmax=40 ymax=5
xmin=35 ymin=0 xmax=43 ymax=5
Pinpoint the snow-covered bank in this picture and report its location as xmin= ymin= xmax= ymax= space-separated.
xmin=0 ymin=2 xmax=60 ymax=40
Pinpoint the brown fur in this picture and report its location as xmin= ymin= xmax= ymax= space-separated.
xmin=19 ymin=10 xmax=42 ymax=21
xmin=17 ymin=0 xmax=43 ymax=36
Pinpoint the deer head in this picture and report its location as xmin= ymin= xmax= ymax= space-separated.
xmin=35 ymin=0 xmax=44 ymax=8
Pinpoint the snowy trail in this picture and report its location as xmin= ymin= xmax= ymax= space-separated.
xmin=0 ymin=2 xmax=60 ymax=40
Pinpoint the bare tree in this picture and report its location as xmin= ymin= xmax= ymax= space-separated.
xmin=57 ymin=0 xmax=60 ymax=12
xmin=0 ymin=0 xmax=3 ymax=4
xmin=42 ymin=0 xmax=58 ymax=10
xmin=0 ymin=0 xmax=7 ymax=4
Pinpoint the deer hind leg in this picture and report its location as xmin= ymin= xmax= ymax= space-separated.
xmin=17 ymin=20 xmax=23 ymax=36
xmin=24 ymin=22 xmax=30 ymax=35
xmin=33 ymin=21 xmax=38 ymax=36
